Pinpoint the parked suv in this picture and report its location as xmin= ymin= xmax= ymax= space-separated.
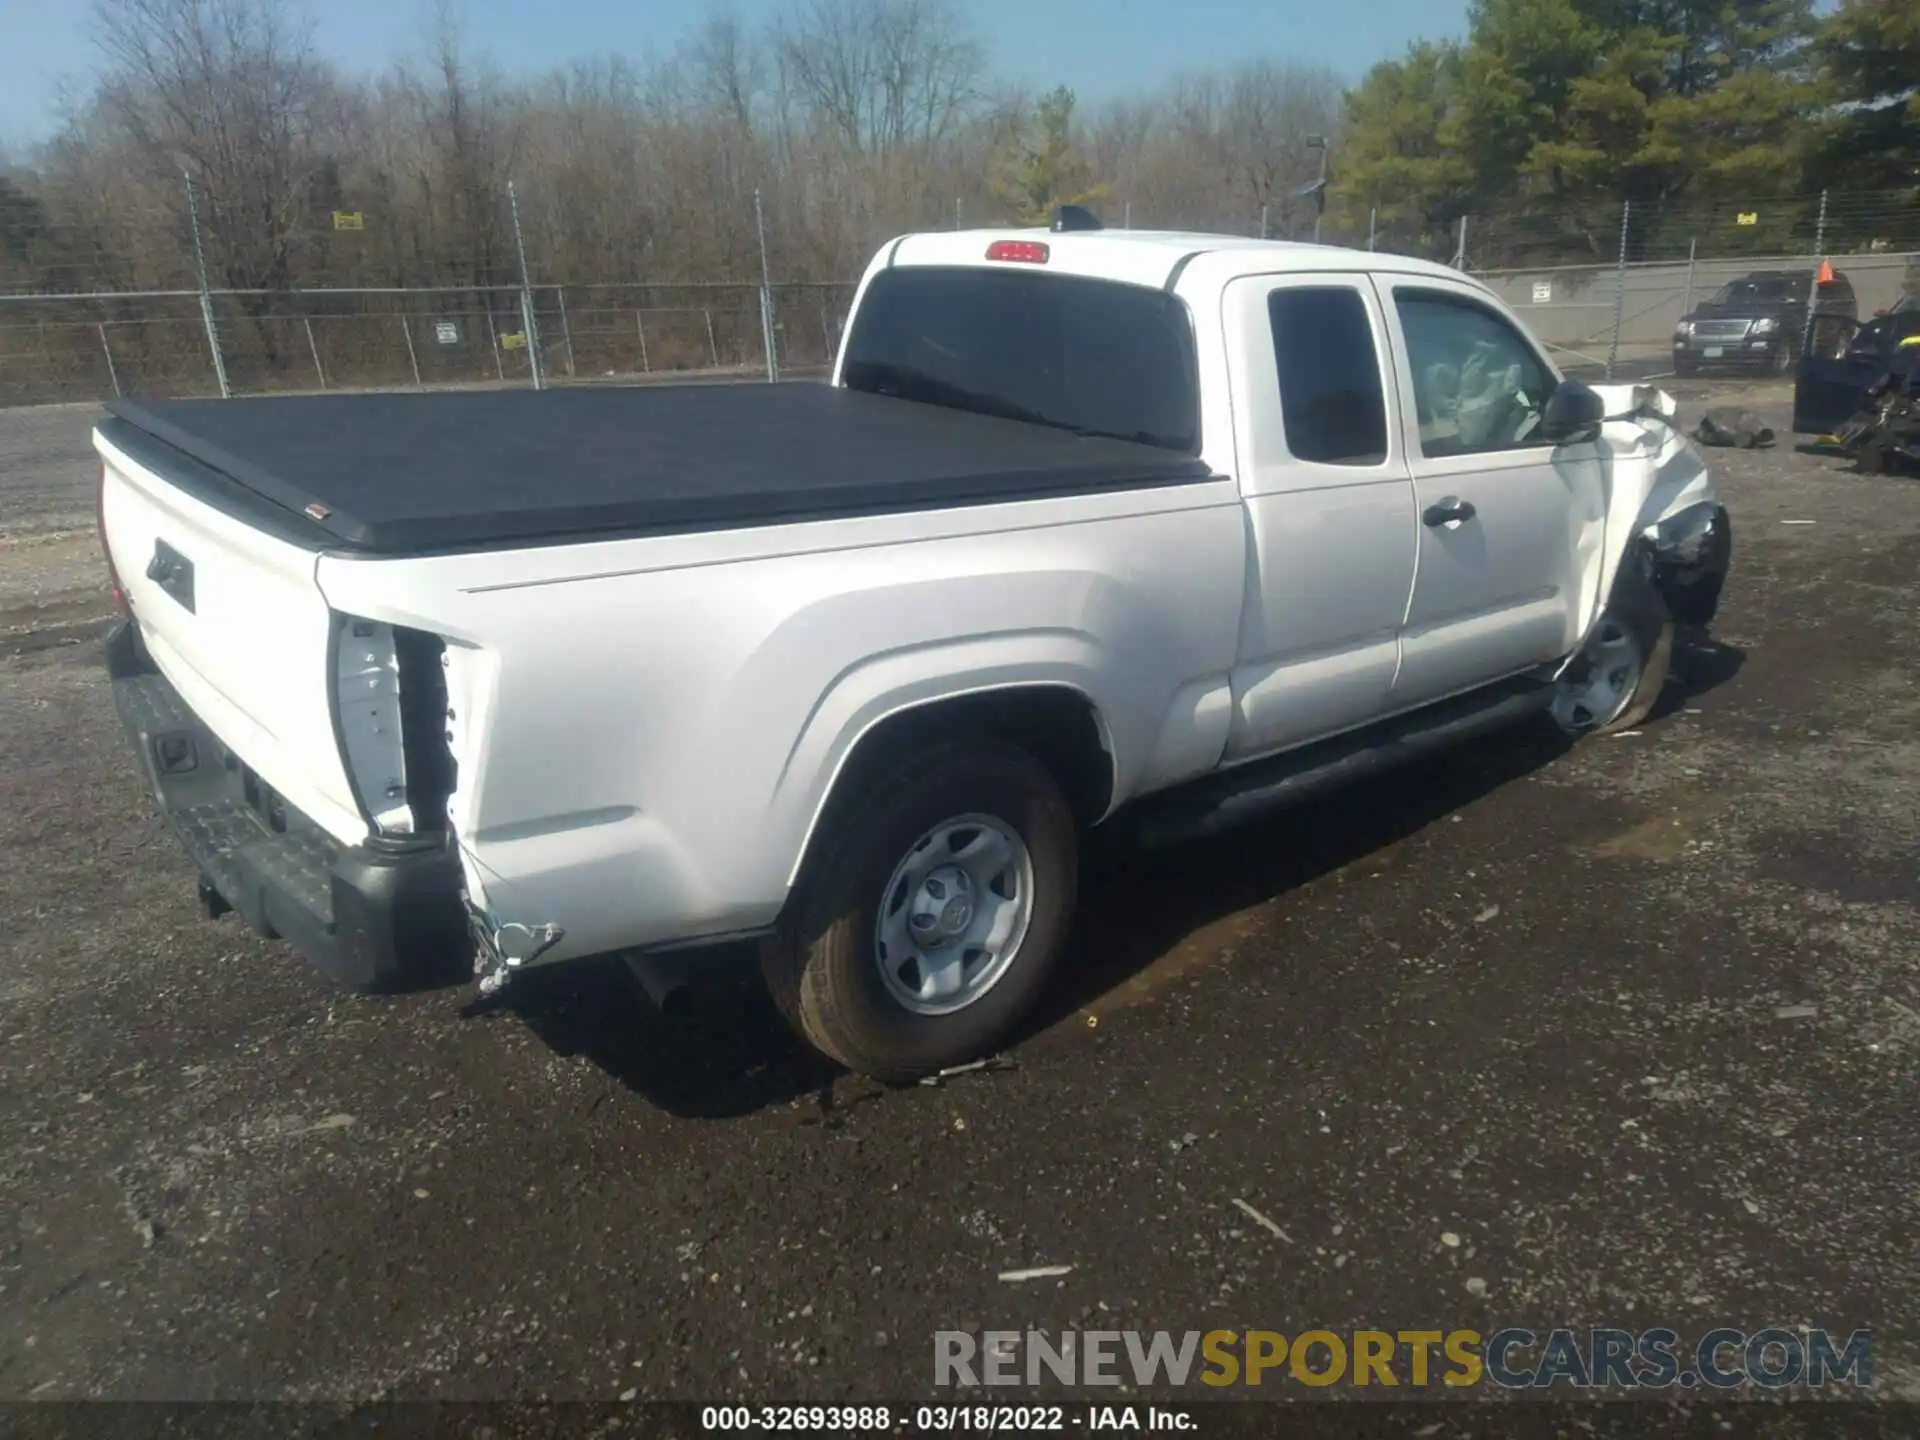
xmin=1673 ymin=268 xmax=1857 ymax=376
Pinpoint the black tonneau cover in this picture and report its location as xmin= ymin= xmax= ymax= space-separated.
xmin=103 ymin=384 xmax=1212 ymax=554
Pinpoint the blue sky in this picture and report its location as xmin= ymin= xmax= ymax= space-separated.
xmin=1 ymin=0 xmax=1470 ymax=150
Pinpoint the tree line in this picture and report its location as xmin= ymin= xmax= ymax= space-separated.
xmin=0 ymin=0 xmax=1914 ymax=300
xmin=1337 ymin=0 xmax=1920 ymax=263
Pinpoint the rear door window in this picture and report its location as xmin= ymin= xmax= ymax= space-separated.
xmin=1267 ymin=286 xmax=1388 ymax=465
xmin=840 ymin=265 xmax=1201 ymax=453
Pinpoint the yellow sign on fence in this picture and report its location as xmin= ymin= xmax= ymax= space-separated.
xmin=332 ymin=211 xmax=365 ymax=231
xmin=500 ymin=331 xmax=528 ymax=351
xmin=1736 ymin=211 xmax=1758 ymax=226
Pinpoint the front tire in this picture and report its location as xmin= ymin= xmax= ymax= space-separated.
xmin=762 ymin=740 xmax=1079 ymax=1081
xmin=1552 ymin=561 xmax=1674 ymax=737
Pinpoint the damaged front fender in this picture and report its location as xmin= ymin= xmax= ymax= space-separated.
xmin=1565 ymin=384 xmax=1730 ymax=662
xmin=1648 ymin=499 xmax=1733 ymax=628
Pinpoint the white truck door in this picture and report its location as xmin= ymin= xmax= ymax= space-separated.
xmin=1373 ymin=276 xmax=1605 ymax=707
xmin=1220 ymin=272 xmax=1418 ymax=762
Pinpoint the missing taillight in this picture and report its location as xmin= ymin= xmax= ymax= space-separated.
xmin=393 ymin=627 xmax=455 ymax=834
xmin=331 ymin=614 xmax=412 ymax=835
xmin=331 ymin=613 xmax=457 ymax=838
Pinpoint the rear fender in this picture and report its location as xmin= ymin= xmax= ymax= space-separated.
xmin=776 ymin=645 xmax=1129 ymax=891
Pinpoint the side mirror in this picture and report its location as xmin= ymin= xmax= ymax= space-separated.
xmin=1539 ymin=378 xmax=1605 ymax=443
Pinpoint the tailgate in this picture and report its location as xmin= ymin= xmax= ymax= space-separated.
xmin=97 ymin=428 xmax=368 ymax=846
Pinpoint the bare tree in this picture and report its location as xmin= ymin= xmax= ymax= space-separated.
xmin=1094 ymin=60 xmax=1341 ymax=237
xmin=90 ymin=0 xmax=335 ymax=294
xmin=27 ymin=4 xmax=1347 ymax=320
xmin=686 ymin=12 xmax=766 ymax=134
xmin=777 ymin=0 xmax=983 ymax=154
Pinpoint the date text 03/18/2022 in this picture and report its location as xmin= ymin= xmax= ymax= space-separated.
xmin=699 ymin=1405 xmax=1190 ymax=1432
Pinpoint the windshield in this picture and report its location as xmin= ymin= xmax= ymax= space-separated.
xmin=1709 ymin=277 xmax=1805 ymax=306
xmin=839 ymin=265 xmax=1201 ymax=453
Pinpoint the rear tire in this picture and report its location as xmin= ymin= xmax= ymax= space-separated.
xmin=762 ymin=740 xmax=1079 ymax=1082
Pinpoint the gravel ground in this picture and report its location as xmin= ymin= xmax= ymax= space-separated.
xmin=0 ymin=403 xmax=113 ymax=656
xmin=1 ymin=381 xmax=1917 ymax=1415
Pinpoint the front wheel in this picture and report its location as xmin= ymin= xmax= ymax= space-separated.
xmin=761 ymin=740 xmax=1079 ymax=1081
xmin=1551 ymin=562 xmax=1674 ymax=736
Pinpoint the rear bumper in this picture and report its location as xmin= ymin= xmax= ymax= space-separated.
xmin=106 ymin=618 xmax=469 ymax=991
xmin=1650 ymin=501 xmax=1732 ymax=628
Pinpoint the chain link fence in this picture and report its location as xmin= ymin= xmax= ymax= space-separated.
xmin=0 ymin=281 xmax=854 ymax=407
xmin=4 ymin=178 xmax=1918 ymax=406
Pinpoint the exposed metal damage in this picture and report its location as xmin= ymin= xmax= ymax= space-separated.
xmin=470 ymin=902 xmax=567 ymax=998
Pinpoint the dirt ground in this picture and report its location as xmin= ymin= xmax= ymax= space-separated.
xmin=1 ymin=380 xmax=1916 ymax=1413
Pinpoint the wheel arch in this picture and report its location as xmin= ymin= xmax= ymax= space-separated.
xmin=784 ymin=682 xmax=1116 ymax=893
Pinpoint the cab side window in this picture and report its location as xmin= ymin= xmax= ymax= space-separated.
xmin=1267 ymin=286 xmax=1388 ymax=465
xmin=1395 ymin=289 xmax=1556 ymax=458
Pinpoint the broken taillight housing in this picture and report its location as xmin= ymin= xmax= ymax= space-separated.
xmin=97 ymin=463 xmax=130 ymax=615
xmin=330 ymin=612 xmax=455 ymax=837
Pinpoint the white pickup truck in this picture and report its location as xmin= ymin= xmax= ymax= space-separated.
xmin=97 ymin=211 xmax=1731 ymax=1080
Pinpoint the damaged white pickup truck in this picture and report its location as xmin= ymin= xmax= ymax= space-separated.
xmin=96 ymin=210 xmax=1731 ymax=1080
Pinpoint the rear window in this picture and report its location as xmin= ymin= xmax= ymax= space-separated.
xmin=839 ymin=265 xmax=1200 ymax=453
xmin=1712 ymin=277 xmax=1806 ymax=304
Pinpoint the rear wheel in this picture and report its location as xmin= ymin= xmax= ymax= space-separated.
xmin=762 ymin=740 xmax=1078 ymax=1081
xmin=1552 ymin=562 xmax=1674 ymax=737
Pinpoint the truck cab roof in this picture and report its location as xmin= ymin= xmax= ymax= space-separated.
xmin=878 ymin=227 xmax=1472 ymax=295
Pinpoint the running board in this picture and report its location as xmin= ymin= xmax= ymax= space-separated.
xmin=1125 ymin=676 xmax=1555 ymax=849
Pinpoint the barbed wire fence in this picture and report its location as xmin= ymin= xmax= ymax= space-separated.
xmin=4 ymin=176 xmax=1918 ymax=407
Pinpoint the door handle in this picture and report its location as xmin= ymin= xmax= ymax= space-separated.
xmin=1423 ymin=497 xmax=1477 ymax=527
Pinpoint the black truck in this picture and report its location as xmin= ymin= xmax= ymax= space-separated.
xmin=1672 ymin=268 xmax=1857 ymax=376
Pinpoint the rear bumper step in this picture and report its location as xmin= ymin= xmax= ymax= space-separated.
xmin=105 ymin=618 xmax=468 ymax=991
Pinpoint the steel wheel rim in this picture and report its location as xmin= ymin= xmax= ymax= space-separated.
xmin=874 ymin=813 xmax=1035 ymax=1017
xmin=1552 ymin=616 xmax=1644 ymax=734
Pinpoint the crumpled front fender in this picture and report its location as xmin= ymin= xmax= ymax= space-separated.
xmin=1560 ymin=385 xmax=1727 ymax=669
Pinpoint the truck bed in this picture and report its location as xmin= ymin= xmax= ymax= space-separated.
xmin=101 ymin=383 xmax=1212 ymax=554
